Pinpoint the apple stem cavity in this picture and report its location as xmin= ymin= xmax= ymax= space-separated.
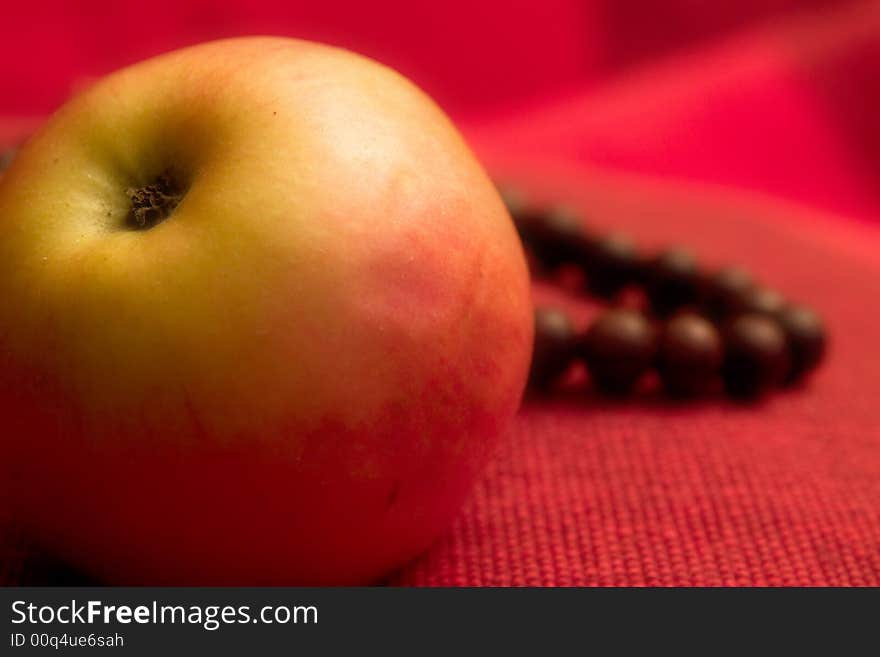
xmin=125 ymin=171 xmax=185 ymax=230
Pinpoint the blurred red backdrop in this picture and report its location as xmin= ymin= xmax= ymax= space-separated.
xmin=2 ymin=0 xmax=879 ymax=221
xmin=0 ymin=0 xmax=850 ymax=117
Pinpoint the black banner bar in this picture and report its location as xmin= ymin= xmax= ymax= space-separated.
xmin=1 ymin=587 xmax=875 ymax=654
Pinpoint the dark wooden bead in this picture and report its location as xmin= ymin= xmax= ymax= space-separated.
xmin=721 ymin=313 xmax=790 ymax=398
xmin=776 ymin=304 xmax=826 ymax=383
xmin=520 ymin=206 xmax=587 ymax=268
xmin=580 ymin=308 xmax=656 ymax=394
xmin=702 ymin=266 xmax=754 ymax=318
xmin=644 ymin=247 xmax=700 ymax=316
xmin=529 ymin=307 xmax=576 ymax=390
xmin=733 ymin=286 xmax=786 ymax=317
xmin=498 ymin=186 xmax=538 ymax=242
xmin=498 ymin=184 xmax=527 ymax=218
xmin=498 ymin=184 xmax=534 ymax=237
xmin=582 ymin=233 xmax=640 ymax=298
xmin=657 ymin=312 xmax=723 ymax=396
xmin=496 ymin=185 xmax=548 ymax=252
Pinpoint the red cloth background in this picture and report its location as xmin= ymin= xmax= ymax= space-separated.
xmin=2 ymin=0 xmax=880 ymax=585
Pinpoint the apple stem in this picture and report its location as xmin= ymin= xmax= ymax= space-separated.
xmin=125 ymin=171 xmax=185 ymax=230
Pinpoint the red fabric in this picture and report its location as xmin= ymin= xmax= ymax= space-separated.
xmin=391 ymin=160 xmax=880 ymax=585
xmin=0 ymin=0 xmax=848 ymax=118
xmin=471 ymin=1 xmax=880 ymax=222
xmin=2 ymin=0 xmax=880 ymax=586
xmin=0 ymin=0 xmax=596 ymax=118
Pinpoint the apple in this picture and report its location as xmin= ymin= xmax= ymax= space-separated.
xmin=0 ymin=37 xmax=532 ymax=584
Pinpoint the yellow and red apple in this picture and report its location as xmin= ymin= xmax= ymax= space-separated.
xmin=0 ymin=38 xmax=532 ymax=584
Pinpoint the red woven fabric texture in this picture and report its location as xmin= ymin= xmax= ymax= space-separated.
xmin=387 ymin=161 xmax=880 ymax=585
xmin=389 ymin=5 xmax=880 ymax=585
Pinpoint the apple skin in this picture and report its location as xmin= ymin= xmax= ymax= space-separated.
xmin=0 ymin=38 xmax=532 ymax=584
